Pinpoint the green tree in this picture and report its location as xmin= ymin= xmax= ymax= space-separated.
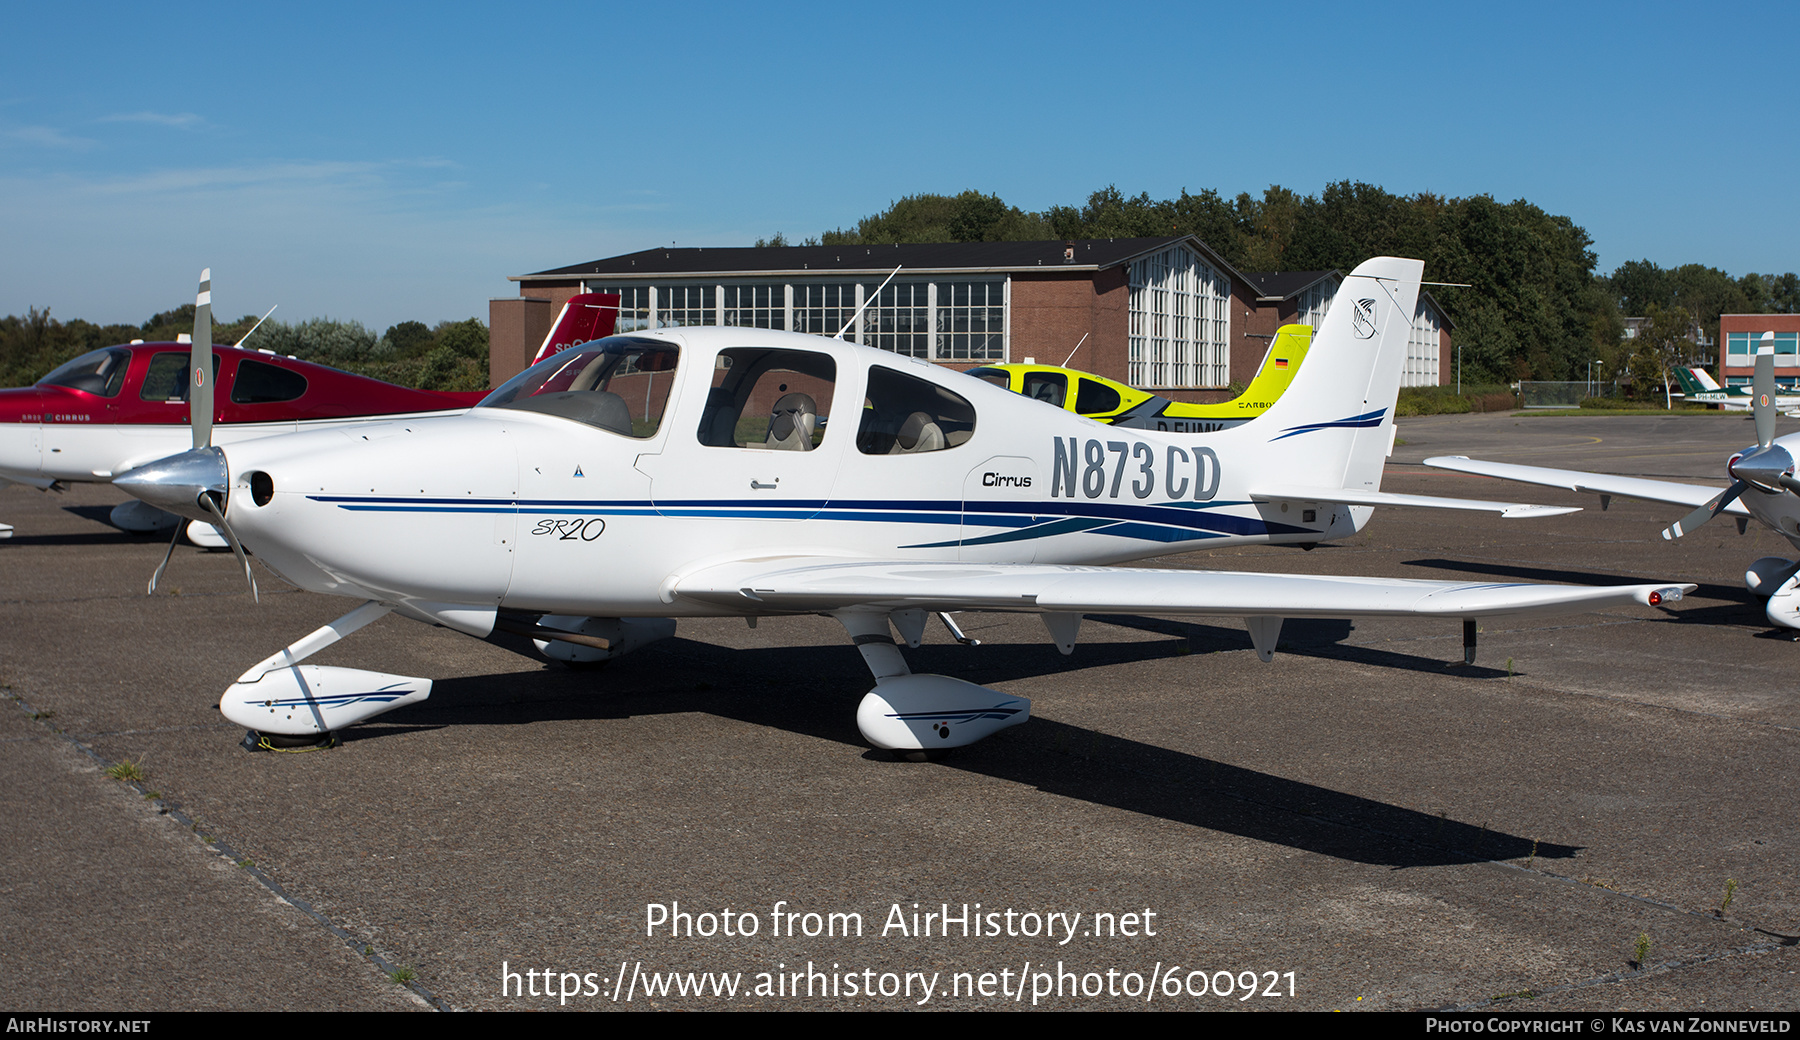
xmin=827 ymin=190 xmax=1048 ymax=244
xmin=1629 ymin=303 xmax=1697 ymax=408
xmin=379 ymin=320 xmax=434 ymax=359
xmin=432 ymin=318 xmax=489 ymax=360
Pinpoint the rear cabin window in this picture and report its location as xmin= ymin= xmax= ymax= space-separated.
xmin=857 ymin=366 xmax=976 ymax=455
xmin=1074 ymin=378 xmax=1121 ymax=415
xmin=231 ymin=359 xmax=309 ymax=404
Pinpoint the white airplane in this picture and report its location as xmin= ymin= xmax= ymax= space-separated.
xmin=1670 ymin=365 xmax=1800 ymax=413
xmin=1428 ymin=332 xmax=1800 ymax=630
xmin=117 ymin=257 xmax=1690 ymax=755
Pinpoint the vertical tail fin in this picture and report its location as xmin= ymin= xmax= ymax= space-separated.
xmin=1250 ymin=257 xmax=1423 ymax=492
xmin=531 ymin=292 xmax=621 ymax=367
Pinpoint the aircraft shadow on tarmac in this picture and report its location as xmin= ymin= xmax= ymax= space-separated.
xmin=1403 ymin=557 xmax=1764 ymax=630
xmin=343 ymin=630 xmax=1574 ymax=871
xmin=0 ymin=504 xmax=158 ymax=547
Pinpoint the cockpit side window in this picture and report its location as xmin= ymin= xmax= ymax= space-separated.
xmin=697 ymin=348 xmax=837 ymax=450
xmin=857 ymin=366 xmax=977 ymax=455
xmin=964 ymin=366 xmax=1012 ymax=389
xmin=140 ymin=352 xmax=222 ymax=402
xmin=479 ymin=336 xmax=679 ymax=437
xmin=1021 ymin=372 xmax=1068 ymax=408
xmin=39 ymin=348 xmax=131 ymax=398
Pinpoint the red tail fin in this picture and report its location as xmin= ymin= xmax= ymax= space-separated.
xmin=530 ymin=293 xmax=620 ymax=366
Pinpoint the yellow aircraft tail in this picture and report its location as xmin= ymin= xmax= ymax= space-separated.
xmin=1228 ymin=323 xmax=1312 ymax=416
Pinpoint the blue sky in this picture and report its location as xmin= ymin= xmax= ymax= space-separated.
xmin=2 ymin=1 xmax=1793 ymax=331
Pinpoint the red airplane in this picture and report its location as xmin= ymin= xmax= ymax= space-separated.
xmin=0 ymin=285 xmax=618 ymax=542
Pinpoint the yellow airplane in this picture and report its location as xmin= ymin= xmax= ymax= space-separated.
xmin=965 ymin=323 xmax=1312 ymax=433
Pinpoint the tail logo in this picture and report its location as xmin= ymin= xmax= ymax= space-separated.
xmin=1351 ymin=298 xmax=1378 ymax=339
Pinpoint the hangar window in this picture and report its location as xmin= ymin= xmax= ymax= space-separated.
xmin=861 ymin=281 xmax=931 ymax=359
xmin=656 ymin=284 xmax=717 ymax=328
xmin=934 ymin=281 xmax=1005 ymax=361
xmin=1294 ymin=280 xmax=1336 ymax=332
xmin=1128 ymin=245 xmax=1230 ymax=389
xmin=792 ymin=284 xmax=858 ymax=337
xmin=857 ymin=366 xmax=976 ymax=455
xmin=586 ymin=278 xmax=1007 ymax=363
xmin=1403 ymin=302 xmax=1442 ymax=388
xmin=723 ymin=284 xmax=784 ymax=329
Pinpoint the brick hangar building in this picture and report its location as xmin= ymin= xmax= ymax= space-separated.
xmin=491 ymin=237 xmax=1453 ymax=399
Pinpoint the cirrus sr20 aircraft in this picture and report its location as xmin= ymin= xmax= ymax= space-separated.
xmin=118 ymin=258 xmax=1691 ymax=755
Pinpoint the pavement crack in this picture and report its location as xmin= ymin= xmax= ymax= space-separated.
xmin=7 ymin=690 xmax=452 ymax=1011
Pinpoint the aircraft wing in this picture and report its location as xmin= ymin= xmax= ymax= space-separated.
xmin=1422 ymin=456 xmax=1751 ymax=516
xmin=1249 ymin=483 xmax=1579 ymax=518
xmin=672 ymin=557 xmax=1689 ymax=619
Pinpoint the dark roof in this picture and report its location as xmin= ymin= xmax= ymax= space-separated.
xmin=1245 ymin=270 xmax=1340 ymax=301
xmin=517 ymin=237 xmax=1243 ymax=282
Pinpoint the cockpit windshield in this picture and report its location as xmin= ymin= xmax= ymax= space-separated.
xmin=38 ymin=347 xmax=131 ymax=397
xmin=479 ymin=336 xmax=679 ymax=437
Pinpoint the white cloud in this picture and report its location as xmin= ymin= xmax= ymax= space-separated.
xmin=97 ymin=111 xmax=207 ymax=130
xmin=7 ymin=124 xmax=96 ymax=150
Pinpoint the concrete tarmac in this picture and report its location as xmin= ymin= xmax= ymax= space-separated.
xmin=2 ymin=411 xmax=1797 ymax=1011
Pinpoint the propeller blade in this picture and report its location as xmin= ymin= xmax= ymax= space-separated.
xmin=199 ymin=493 xmax=258 ymax=603
xmin=1662 ymin=481 xmax=1748 ymax=540
xmin=192 ymin=269 xmax=213 ymax=450
xmin=147 ymin=524 xmax=182 ymax=595
xmin=1754 ymin=333 xmax=1775 ymax=449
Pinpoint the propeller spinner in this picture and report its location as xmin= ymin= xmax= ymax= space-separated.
xmin=1663 ymin=333 xmax=1794 ymax=540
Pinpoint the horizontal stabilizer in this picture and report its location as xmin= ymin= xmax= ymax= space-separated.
xmin=1423 ymin=456 xmax=1749 ymax=516
xmin=1249 ymin=483 xmax=1580 ymax=518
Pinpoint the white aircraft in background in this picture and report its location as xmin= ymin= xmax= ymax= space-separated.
xmin=118 ymin=258 xmax=1689 ymax=755
xmin=1429 ymin=333 xmax=1800 ymax=630
xmin=1670 ymin=364 xmax=1800 ymax=413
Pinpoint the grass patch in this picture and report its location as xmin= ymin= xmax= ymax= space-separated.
xmin=104 ymin=757 xmax=146 ymax=782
